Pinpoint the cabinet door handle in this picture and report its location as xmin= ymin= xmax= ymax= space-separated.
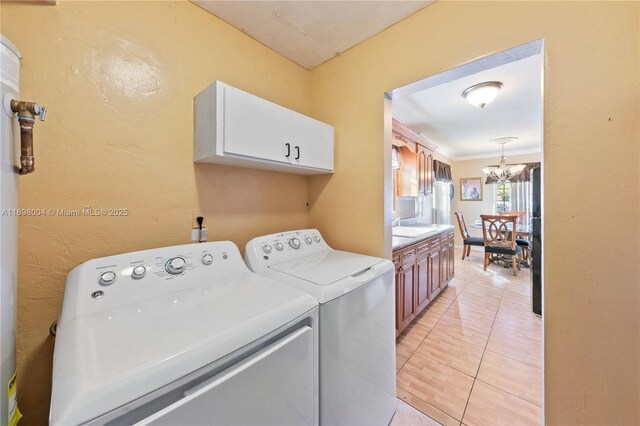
xmin=285 ymin=143 xmax=291 ymax=158
xmin=295 ymin=146 xmax=300 ymax=160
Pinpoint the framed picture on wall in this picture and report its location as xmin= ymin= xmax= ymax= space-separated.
xmin=460 ymin=177 xmax=483 ymax=201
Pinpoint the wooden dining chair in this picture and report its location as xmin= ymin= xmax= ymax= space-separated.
xmin=499 ymin=210 xmax=525 ymax=224
xmin=454 ymin=211 xmax=484 ymax=260
xmin=480 ymin=214 xmax=523 ymax=276
xmin=499 ymin=210 xmax=530 ymax=261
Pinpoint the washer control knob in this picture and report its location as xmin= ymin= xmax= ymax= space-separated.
xmin=305 ymin=237 xmax=313 ymax=245
xmin=262 ymin=245 xmax=272 ymax=254
xmin=99 ymin=271 xmax=117 ymax=286
xmin=202 ymin=254 xmax=213 ymax=265
xmin=275 ymin=242 xmax=284 ymax=251
xmin=165 ymin=257 xmax=187 ymax=275
xmin=313 ymin=235 xmax=321 ymax=243
xmin=289 ymin=238 xmax=301 ymax=249
xmin=131 ymin=265 xmax=146 ymax=279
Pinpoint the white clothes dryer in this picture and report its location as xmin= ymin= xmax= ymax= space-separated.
xmin=245 ymin=229 xmax=396 ymax=426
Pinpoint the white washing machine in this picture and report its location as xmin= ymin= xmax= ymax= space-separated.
xmin=50 ymin=241 xmax=319 ymax=426
xmin=245 ymin=229 xmax=396 ymax=426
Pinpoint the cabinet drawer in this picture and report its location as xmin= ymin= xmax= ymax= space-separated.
xmin=415 ymin=242 xmax=430 ymax=256
xmin=401 ymin=248 xmax=416 ymax=265
xmin=427 ymin=237 xmax=441 ymax=250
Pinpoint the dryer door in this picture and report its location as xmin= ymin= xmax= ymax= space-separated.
xmin=136 ymin=326 xmax=315 ymax=426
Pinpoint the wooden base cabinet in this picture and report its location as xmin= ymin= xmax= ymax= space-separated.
xmin=429 ymin=246 xmax=441 ymax=299
xmin=415 ymin=244 xmax=430 ymax=314
xmin=397 ymin=249 xmax=417 ymax=333
xmin=394 ymin=230 xmax=454 ymax=336
xmin=440 ymin=231 xmax=455 ymax=286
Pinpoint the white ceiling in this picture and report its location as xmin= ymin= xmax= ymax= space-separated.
xmin=192 ymin=1 xmax=433 ymax=69
xmin=393 ymin=54 xmax=543 ymax=160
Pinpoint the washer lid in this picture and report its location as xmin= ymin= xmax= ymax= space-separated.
xmin=269 ymin=250 xmax=381 ymax=285
xmin=50 ymin=273 xmax=317 ymax=426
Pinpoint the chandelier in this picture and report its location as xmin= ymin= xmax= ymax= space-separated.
xmin=482 ymin=137 xmax=526 ymax=182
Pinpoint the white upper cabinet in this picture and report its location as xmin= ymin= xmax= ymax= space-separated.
xmin=194 ymin=81 xmax=334 ymax=174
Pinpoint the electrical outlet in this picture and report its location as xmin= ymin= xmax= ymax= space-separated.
xmin=191 ymin=227 xmax=208 ymax=242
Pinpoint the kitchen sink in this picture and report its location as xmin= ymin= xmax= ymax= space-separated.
xmin=392 ymin=226 xmax=437 ymax=238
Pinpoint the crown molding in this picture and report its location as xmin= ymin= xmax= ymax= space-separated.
xmin=450 ymin=148 xmax=541 ymax=162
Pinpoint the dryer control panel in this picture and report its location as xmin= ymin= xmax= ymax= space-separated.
xmin=59 ymin=241 xmax=248 ymax=325
xmin=244 ymin=229 xmax=330 ymax=273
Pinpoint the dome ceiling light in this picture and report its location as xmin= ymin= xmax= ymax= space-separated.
xmin=462 ymin=81 xmax=503 ymax=109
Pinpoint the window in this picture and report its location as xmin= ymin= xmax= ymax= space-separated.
xmin=494 ymin=181 xmax=511 ymax=213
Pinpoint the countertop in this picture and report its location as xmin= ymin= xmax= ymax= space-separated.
xmin=392 ymin=223 xmax=455 ymax=251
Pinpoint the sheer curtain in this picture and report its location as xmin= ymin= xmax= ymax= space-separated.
xmin=510 ymin=181 xmax=532 ymax=225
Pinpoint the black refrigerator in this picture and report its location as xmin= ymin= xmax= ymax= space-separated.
xmin=531 ymin=167 xmax=542 ymax=316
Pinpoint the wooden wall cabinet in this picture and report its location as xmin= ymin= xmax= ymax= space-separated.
xmin=397 ymin=148 xmax=418 ymax=197
xmin=417 ymin=145 xmax=434 ymax=195
xmin=394 ymin=230 xmax=455 ymax=336
xmin=392 ymin=119 xmax=436 ymax=197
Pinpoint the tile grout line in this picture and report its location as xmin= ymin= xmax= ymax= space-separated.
xmin=396 ymin=279 xmax=471 ymax=422
xmin=459 ymin=263 xmax=508 ymax=424
xmin=472 ymin=377 xmax=544 ymax=409
xmin=399 ymin=292 xmax=456 ymax=372
xmin=398 ymin=252 xmax=540 ymax=423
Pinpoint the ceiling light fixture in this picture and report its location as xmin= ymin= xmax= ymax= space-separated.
xmin=462 ymin=81 xmax=503 ymax=108
xmin=482 ymin=137 xmax=525 ymax=182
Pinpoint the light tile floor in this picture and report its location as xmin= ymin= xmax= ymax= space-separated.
xmin=396 ymin=248 xmax=543 ymax=425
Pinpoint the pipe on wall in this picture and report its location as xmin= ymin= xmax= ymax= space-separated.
xmin=9 ymin=99 xmax=46 ymax=174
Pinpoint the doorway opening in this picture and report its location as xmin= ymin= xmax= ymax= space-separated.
xmin=385 ymin=39 xmax=545 ymax=425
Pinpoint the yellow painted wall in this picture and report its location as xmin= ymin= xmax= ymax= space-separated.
xmin=451 ymin=153 xmax=541 ymax=247
xmin=1 ymin=1 xmax=639 ymax=425
xmin=309 ymin=1 xmax=639 ymax=425
xmin=0 ymin=1 xmax=312 ymax=423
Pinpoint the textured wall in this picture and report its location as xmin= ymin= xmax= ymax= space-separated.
xmin=0 ymin=2 xmax=312 ymax=424
xmin=309 ymin=1 xmax=639 ymax=424
xmin=1 ymin=1 xmax=639 ymax=425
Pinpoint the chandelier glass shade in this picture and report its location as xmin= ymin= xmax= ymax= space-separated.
xmin=482 ymin=138 xmax=526 ymax=182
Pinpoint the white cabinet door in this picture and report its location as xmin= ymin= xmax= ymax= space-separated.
xmin=223 ymin=85 xmax=293 ymax=165
xmin=293 ymin=117 xmax=334 ymax=171
xmin=137 ymin=326 xmax=315 ymax=426
xmin=194 ymin=81 xmax=334 ymax=174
